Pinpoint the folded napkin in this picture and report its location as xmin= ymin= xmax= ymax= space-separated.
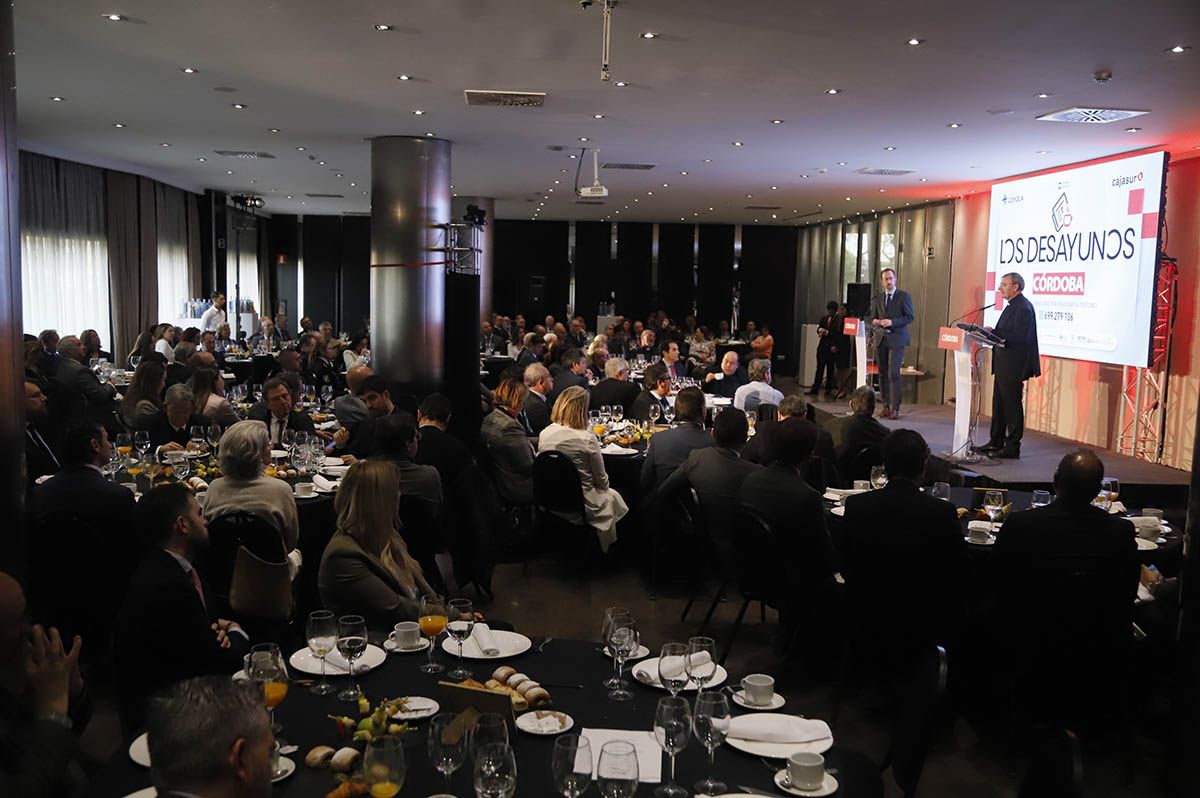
xmin=659 ymin=651 xmax=711 ymax=680
xmin=1136 ymin=583 xmax=1154 ymax=603
xmin=472 ymin=623 xmax=500 ymax=656
xmin=320 ymin=465 xmax=350 ymax=477
xmin=966 ymin=520 xmax=998 ymax=535
xmin=1129 ymin=516 xmax=1161 ymax=531
xmin=727 ymin=714 xmax=832 ymax=744
xmin=324 ymin=456 xmax=345 ymax=467
xmin=1109 ymin=501 xmax=1127 ymax=514
xmin=824 ymin=487 xmax=867 ymax=500
xmin=221 ymin=372 xmax=236 ymax=380
xmin=601 ymin=444 xmax=639 ymax=455
xmin=312 ymin=474 xmax=339 ymax=492
xmin=315 ymin=420 xmax=339 ymax=431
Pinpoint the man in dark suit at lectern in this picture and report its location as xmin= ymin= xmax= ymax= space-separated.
xmin=869 ymin=268 xmax=915 ymax=420
xmin=981 ymin=272 xmax=1040 ymax=459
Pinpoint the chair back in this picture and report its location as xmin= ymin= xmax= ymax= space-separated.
xmin=734 ymin=507 xmax=786 ymax=607
xmin=229 ymin=546 xmax=293 ymax=620
xmin=532 ymin=450 xmax=586 ymax=519
xmin=843 ymin=443 xmax=883 ymax=484
xmin=1018 ymin=728 xmax=1083 ymax=798
xmin=755 ymin=403 xmax=779 ymax=424
xmin=203 ymin=511 xmax=287 ymax=614
xmin=803 ymin=454 xmax=839 ymax=494
xmin=889 ymin=645 xmax=949 ymax=796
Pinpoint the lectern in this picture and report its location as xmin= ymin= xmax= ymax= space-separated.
xmin=938 ymin=323 xmax=1004 ymax=459
xmin=843 ymin=317 xmax=869 ymax=390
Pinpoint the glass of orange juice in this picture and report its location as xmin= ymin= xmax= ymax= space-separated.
xmin=364 ymin=735 xmax=405 ymax=798
xmin=248 ymin=643 xmax=288 ymax=737
xmin=419 ymin=594 xmax=448 ymax=675
xmin=115 ymin=432 xmax=133 ymax=457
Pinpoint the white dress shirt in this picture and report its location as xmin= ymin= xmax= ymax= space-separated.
xmin=199 ymin=305 xmax=227 ymax=332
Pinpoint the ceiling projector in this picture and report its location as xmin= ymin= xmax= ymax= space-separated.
xmin=579 ymin=184 xmax=609 ymax=198
xmin=577 ymin=148 xmax=608 ymax=199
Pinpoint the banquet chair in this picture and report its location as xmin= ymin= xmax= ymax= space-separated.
xmin=881 ymin=644 xmax=948 ymax=798
xmin=531 ymin=450 xmax=593 ymax=555
xmin=649 ymin=486 xmax=706 ymax=603
xmin=842 ymin=443 xmax=883 ymax=485
xmin=755 ymin=402 xmax=779 ymax=424
xmin=1018 ymin=728 xmax=1084 ymax=798
xmin=476 ymin=443 xmax=537 ymax=567
xmin=203 ymin=511 xmax=288 ymax=617
xmin=717 ymin=507 xmax=789 ymax=664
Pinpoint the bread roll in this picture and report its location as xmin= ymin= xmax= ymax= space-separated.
xmin=506 ymin=673 xmax=530 ymax=689
xmin=305 ymin=745 xmax=336 ymax=768
xmin=330 ymin=747 xmax=361 ymax=772
xmin=524 ymin=686 xmax=550 ymax=707
xmin=516 ymin=680 xmax=540 ymax=696
xmin=493 ymin=665 xmax=516 ymax=682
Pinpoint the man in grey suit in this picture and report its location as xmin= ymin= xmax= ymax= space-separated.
xmin=639 ymin=386 xmax=713 ymax=493
xmin=869 ymin=268 xmax=915 ymax=420
xmin=53 ymin=335 xmax=117 ymax=429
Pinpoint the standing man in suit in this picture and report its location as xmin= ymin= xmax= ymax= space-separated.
xmin=982 ymin=272 xmax=1040 ymax=459
xmin=522 ymin=363 xmax=554 ymax=436
xmin=639 ymin=386 xmax=713 ymax=492
xmin=24 ymin=380 xmax=60 ymax=485
xmin=807 ymin=301 xmax=841 ymax=396
xmin=247 ymin=377 xmax=316 ymax=447
xmin=589 ymin=358 xmax=640 ymax=415
xmin=869 ymin=268 xmax=915 ymax=420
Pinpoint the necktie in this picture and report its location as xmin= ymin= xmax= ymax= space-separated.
xmin=886 ymin=292 xmax=893 ymax=303
xmin=189 ymin=567 xmax=207 ymax=613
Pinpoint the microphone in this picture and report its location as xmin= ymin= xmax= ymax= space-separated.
xmin=947 ymin=304 xmax=990 ymax=327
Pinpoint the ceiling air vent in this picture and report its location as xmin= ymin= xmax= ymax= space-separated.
xmin=745 ymin=205 xmax=781 ymax=211
xmin=305 ymin=193 xmax=344 ymax=198
xmin=464 ymin=90 xmax=546 ymax=108
xmin=1036 ymin=107 xmax=1148 ymax=124
xmin=855 ymin=167 xmax=915 ymax=176
xmin=575 ymin=200 xmax=606 ymax=205
xmin=546 ymin=145 xmax=568 ymax=152
xmin=214 ymin=150 xmax=276 ymax=159
xmin=601 ymin=162 xmax=656 ymax=171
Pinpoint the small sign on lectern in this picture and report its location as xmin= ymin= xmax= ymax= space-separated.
xmin=937 ymin=326 xmax=966 ymax=350
xmin=843 ymin=317 xmax=861 ymax=335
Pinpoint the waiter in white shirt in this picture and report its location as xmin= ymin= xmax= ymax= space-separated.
xmin=199 ymin=292 xmax=227 ymax=333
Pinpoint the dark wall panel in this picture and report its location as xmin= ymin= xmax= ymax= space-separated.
xmin=615 ymin=222 xmax=653 ymax=322
xmin=740 ymin=225 xmax=798 ymax=366
xmin=302 ymin=216 xmax=341 ymax=331
xmin=658 ymin=223 xmax=695 ymax=322
xmin=340 ymin=216 xmax=371 ymax=333
xmin=492 ymin=220 xmax=569 ymax=322
xmin=697 ymin=224 xmax=734 ymax=328
xmin=573 ymin=221 xmax=611 ymax=324
xmin=267 ymin=214 xmax=299 ymax=329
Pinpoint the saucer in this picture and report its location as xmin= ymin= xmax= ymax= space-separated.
xmin=273 ymin=756 xmax=296 ymax=783
xmin=964 ymin=535 xmax=996 ymax=546
xmin=775 ymin=769 xmax=838 ymax=797
xmin=383 ymin=636 xmax=431 ymax=654
xmin=731 ymin=690 xmax=785 ymax=711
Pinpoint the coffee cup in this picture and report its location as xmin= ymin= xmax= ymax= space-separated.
xmin=853 ymin=479 xmax=871 ymax=491
xmin=1142 ymin=508 xmax=1163 ymax=523
xmin=787 ymin=751 xmax=825 ymax=790
xmin=741 ymin=673 xmax=775 ymax=706
xmin=295 ymin=482 xmax=316 ymax=498
xmin=392 ymin=621 xmax=420 ymax=648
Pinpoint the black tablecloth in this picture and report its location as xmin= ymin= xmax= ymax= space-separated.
xmin=89 ymin=639 xmax=882 ymax=797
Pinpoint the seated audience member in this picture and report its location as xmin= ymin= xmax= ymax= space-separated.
xmin=840 ymin=429 xmax=967 ymax=663
xmin=416 ymin=393 xmax=473 ymax=488
xmin=188 ymin=349 xmax=217 ymax=371
xmin=318 ymin=320 xmax=335 ymax=343
xmin=189 ymin=367 xmax=240 ymax=427
xmin=334 ymin=375 xmax=401 ymax=460
xmin=661 ymin=340 xmax=688 ymax=381
xmin=343 ymin=334 xmax=371 ymax=370
xmin=480 ymin=378 xmax=535 ymax=505
xmin=199 ymin=330 xmax=218 ymax=356
xmin=145 ymin=677 xmax=273 ymax=798
xmin=522 ymin=363 xmax=554 ymax=435
xmin=717 ymin=319 xmax=732 ymax=340
xmin=589 ymin=357 xmax=640 ymax=415
xmin=115 ymin=484 xmax=249 ymax=731
xmin=79 ymin=328 xmax=111 ymax=363
xmin=319 ymin=461 xmax=442 ymax=628
xmin=630 ymin=362 xmax=673 ymax=423
xmin=247 ymin=317 xmax=282 ymax=351
xmin=743 ymin=394 xmax=835 ymax=466
xmin=750 ymin=322 xmax=775 ymax=359
xmin=538 ymin=387 xmax=629 ymax=552
xmin=702 ymin=351 xmax=749 ymax=399
xmin=271 ymin=349 xmax=303 ymax=381
xmin=547 ymin=348 xmax=588 ymax=405
xmin=657 ymin=407 xmax=761 ymax=563
xmin=516 ymin=333 xmax=542 ymax=367
xmin=295 ymin=332 xmax=318 ymax=371
xmin=0 ymin=572 xmax=90 ymax=798
xmin=37 ymin=329 xmax=61 ymax=378
xmin=743 ymin=320 xmax=761 ymax=341
xmin=274 ymin=312 xmax=293 ymax=341
xmin=166 ymin=342 xmax=197 ymax=387
xmin=566 ymin=316 xmax=590 ymax=349
xmin=374 ymin=413 xmax=443 ymax=507
xmin=993 ymin=449 xmax=1139 ymax=703
xmin=120 ymin=360 xmax=167 ymax=431
xmin=247 ymin=377 xmax=315 ymax=447
xmin=733 ymin=357 xmax=784 ymax=413
xmin=53 ymin=335 xmax=118 ymax=426
xmin=479 ymin=321 xmax=504 ymax=354
xmin=154 ymin=325 xmax=178 ymax=363
xmin=24 ymin=338 xmax=51 ymax=395
xmin=25 ymin=379 xmax=61 ymax=485
xmin=306 ymin=339 xmax=342 ymax=391
xmin=826 ymin=386 xmax=889 ymax=476
xmin=203 ymin=420 xmax=300 ymax=554
xmin=640 ymin=386 xmax=713 ymax=492
xmin=148 ymin=384 xmax=210 ymax=452
xmin=629 ymin=328 xmax=657 ymax=361
xmin=215 ymin=323 xmax=233 ymax=349
xmin=586 ymin=347 xmax=609 ymax=382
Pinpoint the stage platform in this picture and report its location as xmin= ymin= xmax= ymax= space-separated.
xmin=807 ymin=399 xmax=1191 ymax=509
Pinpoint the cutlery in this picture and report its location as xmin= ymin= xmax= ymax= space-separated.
xmin=735 ymin=786 xmax=776 ymax=796
xmin=536 ymin=636 xmax=554 ymax=652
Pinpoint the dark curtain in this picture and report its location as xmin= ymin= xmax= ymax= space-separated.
xmin=105 ymin=171 xmax=156 ymax=362
xmin=492 ymin=221 xmax=569 ymax=322
xmin=572 ymin=221 xmax=611 ymax=325
xmin=657 ymin=223 xmax=695 ymax=322
xmin=301 ymin=216 xmax=341 ymax=330
xmin=614 ymin=222 xmax=652 ymax=322
xmin=740 ymin=225 xmax=798 ymax=365
xmin=696 ymin=224 xmax=734 ymax=329
xmin=340 ymin=216 xmax=371 ymax=331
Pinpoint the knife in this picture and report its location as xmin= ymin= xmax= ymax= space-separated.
xmin=735 ymin=785 xmax=777 ymax=796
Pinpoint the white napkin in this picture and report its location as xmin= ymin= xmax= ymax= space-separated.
xmin=824 ymin=487 xmax=867 ymax=501
xmin=1136 ymin=583 xmax=1154 ymax=603
xmin=579 ymin=729 xmax=662 ymax=783
xmin=320 ymin=465 xmax=350 ymax=477
xmin=727 ymin=715 xmax=832 ymax=744
xmin=659 ymin=651 xmax=711 ymax=680
xmin=1109 ymin=501 xmax=1127 ymax=514
xmin=601 ymin=444 xmax=639 ymax=455
xmin=967 ymin=520 xmax=996 ymax=534
xmin=221 ymin=372 xmax=236 ymax=380
xmin=472 ymin=623 xmax=500 ymax=656
xmin=312 ymin=474 xmax=339 ymax=492
xmin=315 ymin=420 xmax=339 ymax=431
xmin=1129 ymin=516 xmax=1161 ymax=532
xmin=323 ymin=456 xmax=345 ymax=467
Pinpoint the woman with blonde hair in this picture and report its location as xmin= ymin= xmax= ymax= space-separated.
xmin=318 ymin=459 xmax=438 ymax=628
xmin=537 ymin=385 xmax=628 ymax=551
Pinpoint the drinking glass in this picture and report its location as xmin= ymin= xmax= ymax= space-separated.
xmin=469 ymin=713 xmax=509 ymax=764
xmin=248 ymin=643 xmax=288 ymax=736
xmin=588 ymin=410 xmax=601 ymax=428
xmin=648 ymin=403 xmax=662 ymax=425
xmin=306 ymin=609 xmax=337 ymax=695
xmin=321 ymin=385 xmax=334 ymax=406
xmin=446 ymin=598 xmax=475 ymax=681
xmin=601 ymin=608 xmax=633 ymax=689
xmin=207 ymin=423 xmax=223 ymax=453
xmin=870 ymin=465 xmax=888 ymax=490
xmin=685 ymin=636 xmax=717 ymax=693
xmin=658 ymin=642 xmax=690 ymax=696
xmin=692 ymin=692 xmax=730 ymax=795
xmin=930 ymin=482 xmax=951 ymax=501
xmin=663 ymin=404 xmax=676 ymax=425
xmin=1031 ymin=489 xmax=1051 ymax=508
xmin=134 ymin=430 xmax=151 ymax=461
xmin=304 ymin=384 xmax=317 ymax=405
xmin=418 ymin=594 xmax=448 ymax=674
xmin=473 ymin=742 xmax=517 ymax=798
xmin=129 ymin=354 xmax=142 ymax=369
xmin=168 ymin=451 xmax=191 ymax=481
xmin=1102 ymin=477 xmax=1120 ymax=504
xmin=654 ymin=696 xmax=692 ymax=798
xmin=611 ymin=405 xmax=624 ymax=423
xmin=746 ymin=413 xmax=757 ymax=436
xmin=363 ymin=735 xmax=406 ymax=798
xmin=983 ymin=489 xmax=1005 ymax=534
xmin=429 ymin=713 xmax=467 ymax=788
xmin=607 ymin=619 xmax=639 ymax=701
xmin=1093 ymin=489 xmax=1112 ymax=512
xmin=253 ymin=383 xmax=264 ymax=402
xmin=188 ymin=426 xmax=208 ymax=454
xmin=281 ymin=428 xmax=296 ymax=454
xmin=336 ymin=614 xmax=368 ymax=702
xmin=115 ymin=432 xmax=133 ymax=460
xmin=596 ymin=740 xmax=639 ymax=798
xmin=552 ymin=735 xmax=592 ymax=798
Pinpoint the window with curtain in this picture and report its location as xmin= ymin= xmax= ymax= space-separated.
xmin=19 ymin=153 xmax=111 ymax=339
xmin=156 ymin=184 xmax=190 ymax=322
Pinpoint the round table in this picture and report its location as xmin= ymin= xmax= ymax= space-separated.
xmin=90 ymin=638 xmax=882 ymax=798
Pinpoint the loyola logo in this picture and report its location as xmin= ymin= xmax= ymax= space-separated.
xmin=1051 ymin=193 xmax=1073 ymax=232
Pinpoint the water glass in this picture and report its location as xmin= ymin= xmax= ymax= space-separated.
xmin=1101 ymin=477 xmax=1120 ymax=503
xmin=692 ymin=692 xmax=730 ymax=795
xmin=188 ymin=426 xmax=208 ymax=454
xmin=552 ymin=735 xmax=591 ymax=798
xmin=930 ymin=482 xmax=951 ymax=501
xmin=1031 ymin=489 xmax=1051 ymax=508
xmin=983 ymin=489 xmax=1005 ymax=533
xmin=648 ymin=403 xmax=662 ymax=424
xmin=596 ymin=740 xmax=639 ymax=798
xmin=336 ymin=614 xmax=368 ymax=702
xmin=446 ymin=598 xmax=475 ymax=681
xmin=870 ymin=465 xmax=888 ymax=490
xmin=611 ymin=405 xmax=624 ymax=423
xmin=473 ymin=742 xmax=517 ymax=798
xmin=469 ymin=713 xmax=509 ymax=764
xmin=429 ymin=713 xmax=467 ymax=787
xmin=363 ymin=735 xmax=405 ymax=798
xmin=663 ymin=404 xmax=676 ymax=425
xmin=306 ymin=610 xmax=337 ymax=695
xmin=658 ymin=642 xmax=690 ymax=696
xmin=207 ymin=423 xmax=223 ymax=453
xmin=654 ymin=696 xmax=691 ymax=798
xmin=685 ymin=636 xmax=717 ymax=693
xmin=601 ymin=607 xmax=632 ymax=689
xmin=607 ymin=619 xmax=639 ymax=702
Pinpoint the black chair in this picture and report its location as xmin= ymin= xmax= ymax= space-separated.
xmin=804 ymin=454 xmax=840 ymax=494
xmin=531 ymin=450 xmax=594 ymax=553
xmin=842 ymin=443 xmax=883 ymax=485
xmin=477 ymin=443 xmax=538 ymax=567
xmin=755 ymin=403 xmax=779 ymax=423
xmin=202 ymin=511 xmax=288 ymax=617
xmin=652 ymin=487 xmax=707 ymax=605
xmin=448 ymin=462 xmax=497 ymax=600
xmin=882 ymin=644 xmax=948 ymax=797
xmin=1019 ymin=728 xmax=1083 ymax=798
xmin=716 ymin=507 xmax=789 ymax=664
xmin=398 ymin=494 xmax=446 ymax=592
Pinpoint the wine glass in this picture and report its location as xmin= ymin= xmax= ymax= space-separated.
xmin=870 ymin=465 xmax=888 ymax=490
xmin=552 ymin=735 xmax=592 ymax=798
xmin=685 ymin=636 xmax=717 ymax=693
xmin=336 ymin=614 xmax=368 ymax=702
xmin=129 ymin=354 xmax=142 ymax=369
xmin=663 ymin=403 xmax=676 ymax=426
xmin=248 ymin=643 xmax=288 ymax=737
xmin=321 ymin=384 xmax=334 ymax=407
xmin=1102 ymin=477 xmax=1120 ymax=507
xmin=983 ymin=489 xmax=1005 ymax=534
xmin=304 ymin=384 xmax=317 ymax=405
xmin=611 ymin=405 xmax=624 ymax=424
xmin=930 ymin=482 xmax=951 ymax=501
xmin=648 ymin=403 xmax=662 ymax=425
xmin=306 ymin=610 xmax=337 ymax=695
xmin=446 ymin=598 xmax=476 ymax=681
xmin=473 ymin=742 xmax=517 ymax=798
xmin=363 ymin=735 xmax=406 ymax=798
xmin=167 ymin=451 xmax=191 ymax=481
xmin=607 ymin=619 xmax=639 ymax=701
xmin=601 ymin=608 xmax=633 ymax=689
xmin=692 ymin=692 xmax=730 ymax=795
xmin=207 ymin=423 xmax=223 ymax=454
xmin=469 ymin=713 xmax=509 ymax=764
xmin=281 ymin=428 xmax=297 ymax=455
xmin=418 ymin=594 xmax=448 ymax=674
xmin=115 ymin=432 xmax=133 ymax=459
xmin=1031 ymin=489 xmax=1051 ymax=508
xmin=429 ymin=713 xmax=467 ymax=789
xmin=134 ymin=430 xmax=151 ymax=462
xmin=654 ymin=696 xmax=692 ymax=798
xmin=658 ymin=642 xmax=690 ymax=697
xmin=596 ymin=740 xmax=639 ymax=798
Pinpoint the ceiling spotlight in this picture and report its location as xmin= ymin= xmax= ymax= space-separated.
xmin=335 ymin=173 xmax=343 ymax=178
xmin=349 ymin=182 xmax=356 ymax=187
xmin=746 ymin=194 xmax=753 ymax=198
xmin=375 ymin=24 xmax=393 ymax=31
xmin=825 ymin=88 xmax=841 ymax=95
xmin=425 ymin=132 xmax=435 ymax=137
xmin=226 ymin=170 xmax=234 ymax=175
xmin=579 ymin=137 xmax=589 ymax=142
xmin=878 ymin=188 xmax=886 ymax=192
xmin=286 ymin=195 xmax=292 ymax=199
xmin=680 ymin=171 xmax=688 ymax=175
xmin=919 ymin=178 xmax=928 ymax=182
xmin=569 ymin=154 xmax=577 ymax=159
xmin=195 ymin=157 xmax=206 ymax=162
xmin=50 ymin=96 xmax=64 ymax=102
xmin=113 ymin=122 xmax=126 ymax=128
xmin=1168 ymin=45 xmax=1190 ymax=53
xmin=614 ymin=81 xmax=628 ymax=87
xmin=647 ymin=192 xmax=653 ymax=196
xmin=1125 ymin=127 xmax=1141 ymax=133
xmin=592 ymin=113 xmax=605 ymax=119
xmin=845 ymin=196 xmax=852 ymax=201
xmin=884 ymin=146 xmax=896 ymax=151
xmin=907 ymin=37 xmax=923 ymax=46
xmin=732 ymin=141 xmax=743 ymax=147
xmin=1034 ymin=92 xmax=1052 ymax=99
xmin=181 ymin=67 xmax=197 ymax=74
xmin=362 ymin=191 xmax=368 ymax=195
xmin=231 ymin=103 xmax=247 ymax=110
xmin=640 ymin=32 xmax=657 ymax=39
xmin=770 ymin=119 xmax=783 ymax=124
xmin=800 ymin=174 xmax=809 ymax=178
xmin=947 ymin=122 xmax=962 ymax=128
xmin=770 ymin=186 xmax=778 ymax=190
xmin=160 ymin=142 xmax=171 ymax=147
xmin=267 ymin=128 xmax=280 ymax=133
xmin=837 ymin=161 xmax=847 ymax=165
xmin=703 ymin=159 xmax=712 ymax=163
xmin=560 ymin=168 xmax=568 ymax=173
xmin=413 ymin=109 xmax=424 ymax=115
xmin=1036 ymin=150 xmax=1050 ymax=154
xmin=397 ymin=74 xmax=411 ymax=81
xmin=318 ymin=160 xmax=326 ymax=165
xmin=103 ymin=13 xmax=124 ymax=22
xmin=708 ymin=207 xmax=714 ymax=211
xmin=296 ymin=146 xmax=305 ymax=151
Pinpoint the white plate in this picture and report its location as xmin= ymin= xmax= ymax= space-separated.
xmin=726 ymin=731 xmax=833 ymax=759
xmin=964 ymin=535 xmax=996 ymax=546
xmin=631 ymin=657 xmax=728 ymax=692
xmin=384 ymin=636 xmax=431 ymax=654
xmin=390 ymin=696 xmax=440 ymax=721
xmin=324 ymin=456 xmax=345 ymax=467
xmin=288 ymin=644 xmax=386 ymax=676
xmin=732 ymin=690 xmax=786 ymax=711
xmin=128 ymin=732 xmax=151 ymax=767
xmin=775 ymin=769 xmax=839 ymax=796
xmin=515 ymin=710 xmax=574 ymax=735
xmin=270 ymin=449 xmax=288 ymax=459
xmin=122 ymin=789 xmax=157 ymax=798
xmin=440 ymin=629 xmax=533 ymax=660
xmin=1135 ymin=537 xmax=1158 ymax=551
xmin=830 ymin=506 xmax=845 ymax=517
xmin=273 ymin=756 xmax=296 ymax=782
xmin=603 ymin=644 xmax=651 ymax=660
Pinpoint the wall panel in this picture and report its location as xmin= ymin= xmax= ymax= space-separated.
xmin=572 ymin=220 xmax=611 ymax=325
xmin=492 ymin=220 xmax=570 ymax=322
xmin=657 ymin=223 xmax=696 ymax=323
xmin=740 ymin=225 xmax=798 ymax=366
xmin=339 ymin=216 xmax=370 ymax=332
xmin=696 ymin=224 xmax=734 ymax=328
xmin=614 ymin=222 xmax=653 ymax=322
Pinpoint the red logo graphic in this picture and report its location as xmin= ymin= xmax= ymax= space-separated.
xmin=937 ymin=326 xmax=965 ymax=350
xmin=842 ymin=317 xmax=860 ymax=335
xmin=1032 ymin=272 xmax=1086 ymax=295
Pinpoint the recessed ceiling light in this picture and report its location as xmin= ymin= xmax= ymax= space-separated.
xmin=425 ymin=132 xmax=435 ymax=137
xmin=884 ymin=146 xmax=896 ymax=151
xmin=1125 ymin=127 xmax=1141 ymax=133
xmin=746 ymin=194 xmax=753 ymax=198
xmin=947 ymin=122 xmax=962 ymax=128
xmin=1168 ymin=45 xmax=1190 ymax=53
xmin=160 ymin=142 xmax=171 ymax=147
xmin=103 ymin=13 xmax=124 ymax=22
xmin=708 ymin=207 xmax=714 ymax=211
xmin=800 ymin=174 xmax=809 ymax=178
xmin=837 ymin=161 xmax=847 ymax=166
xmin=226 ymin=170 xmax=234 ymax=175
xmin=633 ymin=198 xmax=639 ymax=202
xmin=554 ymin=180 xmax=561 ymax=184
xmin=181 ymin=67 xmax=197 ymax=74
xmin=592 ymin=113 xmax=605 ymax=119
xmin=548 ymin=188 xmax=554 ymax=192
xmin=907 ymin=37 xmax=923 ymax=46
xmin=569 ymin=154 xmax=577 ymax=159
xmin=878 ymin=188 xmax=886 ymax=192
xmin=397 ymin=74 xmax=412 ymax=81
xmin=816 ymin=203 xmax=822 ymax=208
xmin=267 ymin=128 xmax=280 ymax=133
xmin=1034 ymin=92 xmax=1052 ymax=99
xmin=413 ymin=109 xmax=425 ymax=115
xmin=335 ymin=174 xmax=343 ymax=178
xmin=560 ymin=168 xmax=568 ymax=173
xmin=195 ymin=157 xmax=206 ymax=162
xmin=732 ymin=141 xmax=743 ymax=147
xmin=919 ymin=178 xmax=928 ymax=182
xmin=770 ymin=186 xmax=778 ymax=190
xmin=771 ymin=214 xmax=778 ymax=219
xmin=286 ymin=195 xmax=292 ymax=199
xmin=113 ymin=122 xmax=125 ymax=128
xmin=375 ymin=24 xmax=393 ymax=31
xmin=703 ymin=159 xmax=712 ymax=163
xmin=362 ymin=191 xmax=368 ymax=195
xmin=301 ymin=201 xmax=306 ymax=205
xmin=647 ymin=192 xmax=653 ymax=196
xmin=349 ymin=182 xmax=356 ymax=187
xmin=640 ymin=32 xmax=657 ymax=39
xmin=318 ymin=160 xmax=326 ymax=165
xmin=579 ymin=137 xmax=589 ymax=142
xmin=249 ymin=180 xmax=256 ymax=184
xmin=1036 ymin=150 xmax=1050 ymax=154
xmin=845 ymin=196 xmax=852 ymax=201
xmin=825 ymin=88 xmax=841 ymax=95
xmin=296 ymin=146 xmax=305 ymax=151
xmin=662 ymin=183 xmax=669 ymax=188
xmin=50 ymin=96 xmax=64 ymax=102
xmin=614 ymin=81 xmax=628 ymax=87
xmin=770 ymin=119 xmax=783 ymax=124
xmin=232 ymin=103 xmax=248 ymax=110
